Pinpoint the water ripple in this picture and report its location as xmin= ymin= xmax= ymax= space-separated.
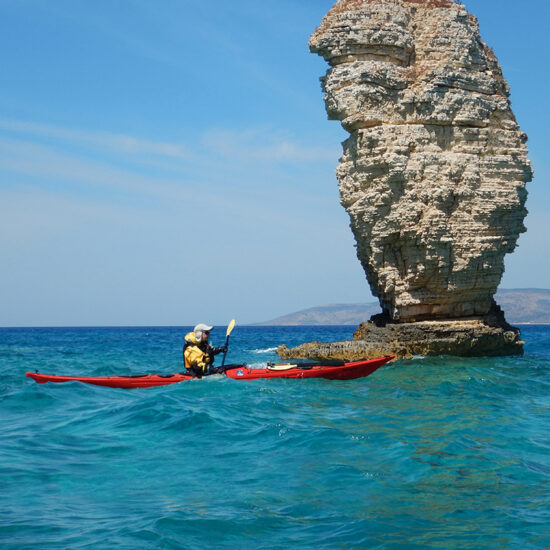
xmin=2 ymin=326 xmax=550 ymax=549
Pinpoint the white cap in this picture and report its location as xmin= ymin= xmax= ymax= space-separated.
xmin=194 ymin=323 xmax=213 ymax=340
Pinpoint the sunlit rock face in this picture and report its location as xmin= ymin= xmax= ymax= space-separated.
xmin=310 ymin=0 xmax=532 ymax=323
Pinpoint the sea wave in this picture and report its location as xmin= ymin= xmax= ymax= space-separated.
xmin=250 ymin=347 xmax=278 ymax=354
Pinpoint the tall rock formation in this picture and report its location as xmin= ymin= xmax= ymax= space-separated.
xmin=279 ymin=0 xmax=532 ymax=360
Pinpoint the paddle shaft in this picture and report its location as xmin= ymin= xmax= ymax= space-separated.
xmin=221 ymin=334 xmax=231 ymax=367
xmin=221 ymin=319 xmax=236 ymax=368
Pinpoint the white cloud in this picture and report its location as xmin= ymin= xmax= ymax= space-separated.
xmin=202 ymin=128 xmax=339 ymax=164
xmin=0 ymin=117 xmax=340 ymax=167
xmin=0 ymin=117 xmax=356 ymax=324
xmin=0 ymin=118 xmax=345 ymax=237
xmin=0 ymin=118 xmax=195 ymax=160
xmin=0 ymin=118 xmax=341 ymax=205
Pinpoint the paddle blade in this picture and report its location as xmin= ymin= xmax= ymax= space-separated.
xmin=226 ymin=319 xmax=236 ymax=337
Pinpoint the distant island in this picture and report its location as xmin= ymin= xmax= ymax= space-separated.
xmin=256 ymin=289 xmax=550 ymax=326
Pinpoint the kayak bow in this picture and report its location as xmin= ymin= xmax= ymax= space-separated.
xmin=25 ymin=371 xmax=193 ymax=389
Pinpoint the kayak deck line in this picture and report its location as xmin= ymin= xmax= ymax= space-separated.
xmin=25 ymin=356 xmax=395 ymax=389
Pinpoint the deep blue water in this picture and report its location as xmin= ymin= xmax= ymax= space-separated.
xmin=1 ymin=325 xmax=550 ymax=549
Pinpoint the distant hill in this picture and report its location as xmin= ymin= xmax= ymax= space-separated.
xmin=257 ymin=289 xmax=550 ymax=325
xmin=256 ymin=302 xmax=381 ymax=326
xmin=495 ymin=289 xmax=550 ymax=324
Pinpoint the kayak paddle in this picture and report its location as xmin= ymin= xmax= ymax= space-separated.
xmin=221 ymin=319 xmax=236 ymax=368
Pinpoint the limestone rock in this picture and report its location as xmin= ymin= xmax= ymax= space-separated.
xmin=310 ymin=0 xmax=532 ymax=323
xmin=277 ymin=303 xmax=523 ymax=361
xmin=277 ymin=0 xmax=532 ymax=361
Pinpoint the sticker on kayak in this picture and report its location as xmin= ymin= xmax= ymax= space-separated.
xmin=237 ymin=369 xmax=244 ymax=377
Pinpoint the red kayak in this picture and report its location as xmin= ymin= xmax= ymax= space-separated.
xmin=224 ymin=356 xmax=393 ymax=381
xmin=26 ymin=371 xmax=193 ymax=389
xmin=26 ymin=356 xmax=394 ymax=389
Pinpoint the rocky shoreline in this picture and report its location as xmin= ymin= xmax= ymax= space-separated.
xmin=277 ymin=304 xmax=523 ymax=361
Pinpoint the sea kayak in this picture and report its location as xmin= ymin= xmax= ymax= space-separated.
xmin=25 ymin=356 xmax=394 ymax=389
xmin=224 ymin=356 xmax=394 ymax=381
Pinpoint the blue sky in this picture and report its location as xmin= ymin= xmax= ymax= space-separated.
xmin=1 ymin=0 xmax=548 ymax=326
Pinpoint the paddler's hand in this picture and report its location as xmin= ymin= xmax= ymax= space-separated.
xmin=213 ymin=346 xmax=227 ymax=355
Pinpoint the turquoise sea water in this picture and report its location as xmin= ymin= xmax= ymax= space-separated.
xmin=1 ymin=325 xmax=550 ymax=549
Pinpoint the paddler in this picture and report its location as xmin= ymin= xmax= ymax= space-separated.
xmin=183 ymin=323 xmax=227 ymax=378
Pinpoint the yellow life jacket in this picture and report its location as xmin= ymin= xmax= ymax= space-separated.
xmin=183 ymin=332 xmax=213 ymax=373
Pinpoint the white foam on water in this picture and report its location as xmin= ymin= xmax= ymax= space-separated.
xmin=247 ymin=362 xmax=268 ymax=369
